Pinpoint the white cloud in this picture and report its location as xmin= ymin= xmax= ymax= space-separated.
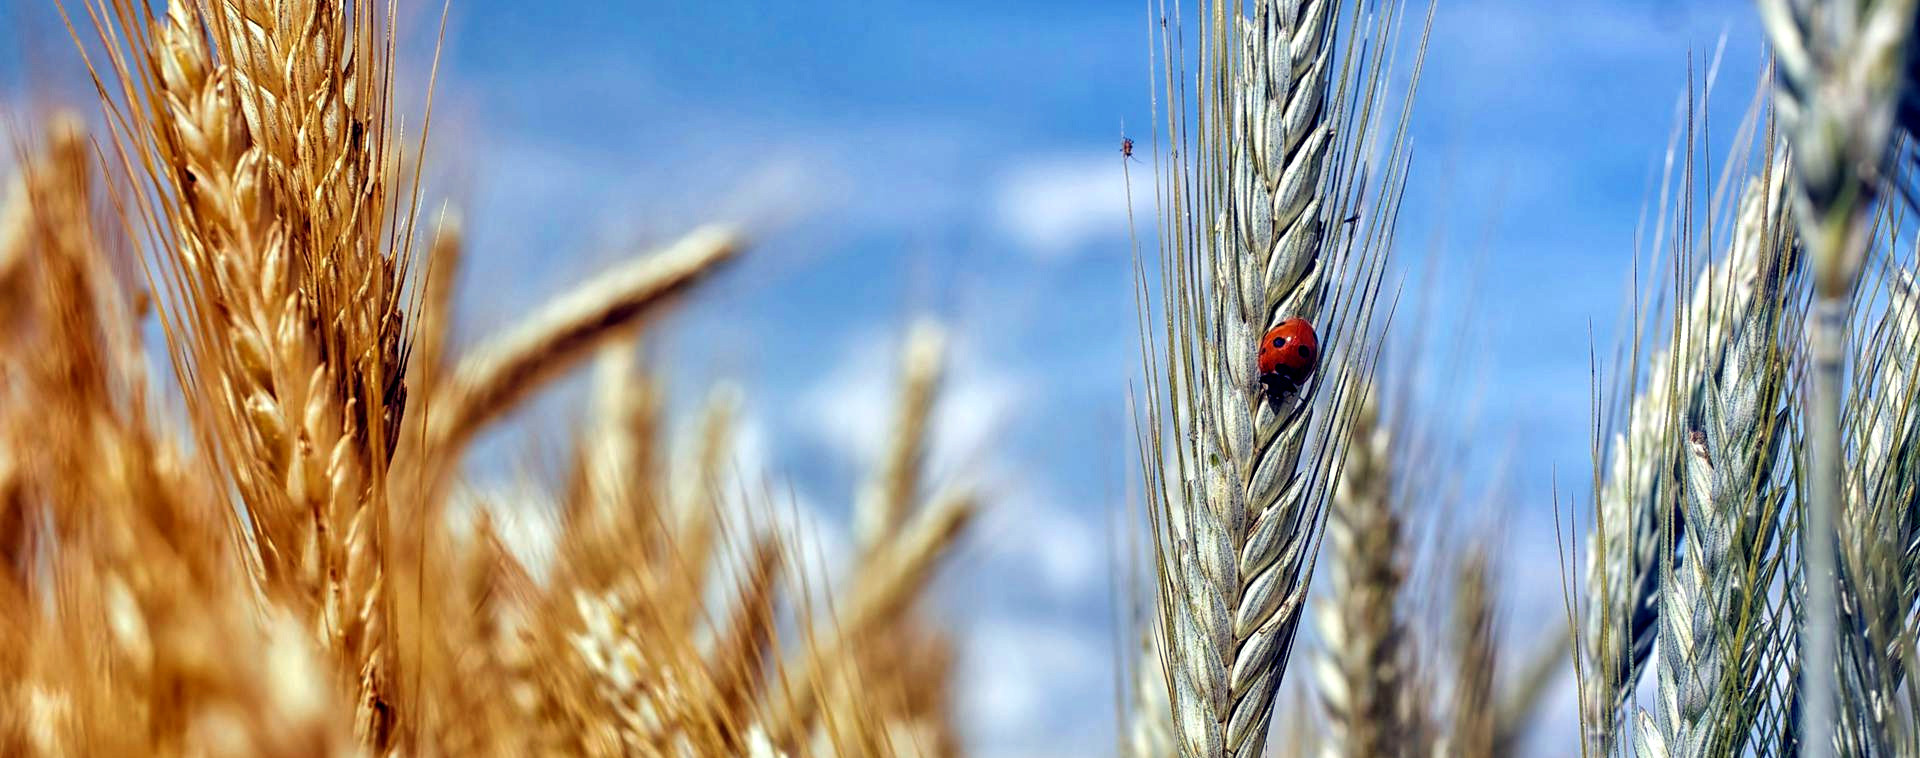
xmin=801 ymin=339 xmax=893 ymax=465
xmin=447 ymin=480 xmax=562 ymax=583
xmin=991 ymin=153 xmax=1142 ymax=261
xmin=799 ymin=326 xmax=1022 ymax=485
xmin=958 ymin=618 xmax=1110 ymax=755
xmin=978 ymin=486 xmax=1104 ymax=600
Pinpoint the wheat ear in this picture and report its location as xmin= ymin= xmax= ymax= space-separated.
xmin=214 ymin=0 xmax=413 ymax=453
xmin=765 ymin=322 xmax=974 ymax=747
xmin=411 ymin=209 xmax=462 ymax=394
xmin=429 ymin=226 xmax=739 ymax=456
xmin=1579 ymin=170 xmax=1783 ymax=750
xmin=1759 ymin=3 xmax=1920 ymax=750
xmin=1313 ymin=385 xmax=1421 ymax=757
xmin=1494 ymin=623 xmax=1570 ymax=756
xmin=142 ymin=1 xmax=359 ymax=590
xmin=1834 ymin=270 xmax=1920 ymax=754
xmin=1145 ymin=2 xmax=1336 ymax=755
xmin=1640 ymin=193 xmax=1794 ymax=757
xmin=707 ymin=537 xmax=783 ymax=739
xmin=855 ymin=321 xmax=944 ymax=557
xmin=1130 ymin=634 xmax=1179 ymax=758
xmin=1140 ymin=0 xmax=1427 ymax=753
xmin=1450 ymin=549 xmax=1498 ymax=758
xmin=0 ymin=171 xmax=26 ymax=320
xmin=665 ymin=384 xmax=740 ymax=631
xmin=149 ymin=5 xmax=407 ymax=736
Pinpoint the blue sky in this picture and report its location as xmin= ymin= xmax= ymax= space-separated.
xmin=1 ymin=0 xmax=1779 ymax=754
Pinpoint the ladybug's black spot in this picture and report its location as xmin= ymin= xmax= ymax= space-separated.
xmin=1271 ymin=337 xmax=1285 ymax=348
xmin=1297 ymin=345 xmax=1314 ymax=360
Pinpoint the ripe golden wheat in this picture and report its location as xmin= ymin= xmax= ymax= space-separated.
xmin=0 ymin=2 xmax=973 ymax=756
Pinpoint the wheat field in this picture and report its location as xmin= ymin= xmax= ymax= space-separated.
xmin=5 ymin=0 xmax=1920 ymax=756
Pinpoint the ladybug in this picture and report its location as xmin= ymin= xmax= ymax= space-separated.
xmin=1120 ymin=136 xmax=1137 ymax=161
xmin=1257 ymin=317 xmax=1319 ymax=398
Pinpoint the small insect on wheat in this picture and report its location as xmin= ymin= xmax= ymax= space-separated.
xmin=1121 ymin=136 xmax=1137 ymax=162
xmin=1258 ymin=317 xmax=1320 ymax=402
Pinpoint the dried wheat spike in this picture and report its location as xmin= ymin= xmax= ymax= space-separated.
xmin=1313 ymin=385 xmax=1423 ymax=757
xmin=430 ymin=225 xmax=740 ymax=458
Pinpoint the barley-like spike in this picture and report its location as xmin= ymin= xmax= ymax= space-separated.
xmin=1141 ymin=1 xmax=1424 ymax=754
xmin=1312 ymin=386 xmax=1423 ymax=757
xmin=1651 ymin=210 xmax=1794 ymax=756
xmin=1834 ymin=270 xmax=1920 ymax=755
xmin=431 ymin=226 xmax=740 ymax=457
xmin=1760 ymin=3 xmax=1920 ymax=751
xmin=1580 ymin=172 xmax=1782 ymax=750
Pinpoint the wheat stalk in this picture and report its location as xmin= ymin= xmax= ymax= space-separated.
xmin=1759 ymin=3 xmax=1920 ymax=751
xmin=428 ymin=226 xmax=740 ymax=458
xmin=1452 ymin=549 xmax=1497 ymax=758
xmin=1139 ymin=1 xmax=1425 ymax=754
xmin=1580 ymin=170 xmax=1784 ymax=751
xmin=1638 ymin=185 xmax=1795 ymax=757
xmin=1312 ymin=385 xmax=1422 ymax=757
xmin=1833 ymin=268 xmax=1920 ymax=754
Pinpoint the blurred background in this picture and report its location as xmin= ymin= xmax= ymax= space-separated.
xmin=0 ymin=0 xmax=1777 ymax=754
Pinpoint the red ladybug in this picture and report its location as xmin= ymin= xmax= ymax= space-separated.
xmin=1258 ymin=317 xmax=1319 ymax=396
